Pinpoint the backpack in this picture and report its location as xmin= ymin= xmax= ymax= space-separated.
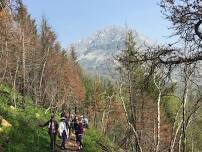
xmin=74 ymin=123 xmax=80 ymax=133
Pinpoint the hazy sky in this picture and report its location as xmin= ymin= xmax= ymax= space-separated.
xmin=23 ymin=0 xmax=173 ymax=48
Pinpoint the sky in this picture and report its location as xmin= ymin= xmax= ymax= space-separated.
xmin=23 ymin=0 xmax=173 ymax=48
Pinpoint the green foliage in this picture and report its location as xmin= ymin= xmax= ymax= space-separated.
xmin=162 ymin=96 xmax=181 ymax=123
xmin=186 ymin=109 xmax=202 ymax=151
xmin=162 ymin=93 xmax=202 ymax=151
xmin=81 ymin=73 xmax=94 ymax=108
xmin=0 ymin=85 xmax=52 ymax=152
xmin=0 ymin=84 xmax=120 ymax=152
xmin=83 ymin=128 xmax=118 ymax=152
xmin=82 ymin=73 xmax=115 ymax=107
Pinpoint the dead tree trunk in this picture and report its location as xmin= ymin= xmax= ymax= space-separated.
xmin=38 ymin=47 xmax=50 ymax=105
xmin=153 ymin=74 xmax=162 ymax=152
xmin=21 ymin=31 xmax=26 ymax=107
xmin=0 ymin=23 xmax=8 ymax=84
xmin=119 ymin=83 xmax=142 ymax=152
xmin=13 ymin=58 xmax=19 ymax=108
xmin=181 ymin=64 xmax=191 ymax=152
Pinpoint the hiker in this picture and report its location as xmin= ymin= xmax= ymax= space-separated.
xmin=59 ymin=117 xmax=69 ymax=150
xmin=84 ymin=116 xmax=89 ymax=129
xmin=69 ymin=114 xmax=75 ymax=137
xmin=60 ymin=109 xmax=69 ymax=128
xmin=81 ymin=115 xmax=89 ymax=129
xmin=80 ymin=115 xmax=86 ymax=133
xmin=74 ymin=116 xmax=84 ymax=150
xmin=60 ymin=109 xmax=67 ymax=118
xmin=39 ymin=114 xmax=58 ymax=152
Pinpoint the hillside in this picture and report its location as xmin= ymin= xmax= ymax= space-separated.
xmin=0 ymin=85 xmax=51 ymax=151
xmin=1 ymin=0 xmax=202 ymax=151
xmin=0 ymin=84 xmax=120 ymax=152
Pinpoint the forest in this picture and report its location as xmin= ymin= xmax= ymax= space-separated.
xmin=0 ymin=0 xmax=202 ymax=152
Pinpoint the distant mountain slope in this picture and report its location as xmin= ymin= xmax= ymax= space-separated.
xmin=71 ymin=26 xmax=155 ymax=78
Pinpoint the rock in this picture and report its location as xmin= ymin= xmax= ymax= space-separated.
xmin=10 ymin=106 xmax=16 ymax=110
xmin=1 ymin=119 xmax=12 ymax=128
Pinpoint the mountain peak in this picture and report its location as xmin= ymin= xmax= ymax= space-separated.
xmin=70 ymin=26 xmax=155 ymax=77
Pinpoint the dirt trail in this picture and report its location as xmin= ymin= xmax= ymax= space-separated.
xmin=58 ymin=134 xmax=83 ymax=152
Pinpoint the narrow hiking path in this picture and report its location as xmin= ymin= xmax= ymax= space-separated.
xmin=57 ymin=134 xmax=84 ymax=152
xmin=64 ymin=140 xmax=78 ymax=152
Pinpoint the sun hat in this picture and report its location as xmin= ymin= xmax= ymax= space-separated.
xmin=61 ymin=117 xmax=66 ymax=120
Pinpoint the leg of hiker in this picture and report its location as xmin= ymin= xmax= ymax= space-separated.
xmin=53 ymin=133 xmax=57 ymax=152
xmin=78 ymin=134 xmax=82 ymax=149
xmin=61 ymin=131 xmax=67 ymax=149
xmin=79 ymin=134 xmax=83 ymax=149
xmin=61 ymin=137 xmax=65 ymax=149
xmin=49 ymin=133 xmax=57 ymax=152
xmin=49 ymin=133 xmax=54 ymax=152
xmin=75 ymin=132 xmax=80 ymax=149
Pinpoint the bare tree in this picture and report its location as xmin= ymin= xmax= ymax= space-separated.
xmin=153 ymin=73 xmax=162 ymax=152
xmin=119 ymin=82 xmax=143 ymax=152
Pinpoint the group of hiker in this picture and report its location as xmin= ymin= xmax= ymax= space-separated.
xmin=39 ymin=110 xmax=88 ymax=151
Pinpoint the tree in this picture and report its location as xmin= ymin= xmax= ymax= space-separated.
xmin=117 ymin=30 xmax=143 ymax=152
xmin=117 ymin=30 xmax=139 ymax=125
xmin=70 ymin=45 xmax=78 ymax=63
xmin=160 ymin=0 xmax=202 ymax=44
xmin=0 ymin=0 xmax=85 ymax=111
xmin=0 ymin=0 xmax=6 ymax=11
xmin=14 ymin=0 xmax=38 ymax=105
xmin=141 ymin=0 xmax=202 ymax=65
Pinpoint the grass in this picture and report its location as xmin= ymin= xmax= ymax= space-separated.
xmin=0 ymin=84 xmax=51 ymax=152
xmin=0 ymin=84 xmax=119 ymax=152
xmin=83 ymin=128 xmax=119 ymax=152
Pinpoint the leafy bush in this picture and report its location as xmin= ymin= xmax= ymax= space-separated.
xmin=162 ymin=96 xmax=181 ymax=123
xmin=83 ymin=128 xmax=118 ymax=152
xmin=0 ymin=85 xmax=51 ymax=152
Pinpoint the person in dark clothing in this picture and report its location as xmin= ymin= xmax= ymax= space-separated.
xmin=74 ymin=116 xmax=84 ymax=150
xmin=69 ymin=114 xmax=74 ymax=137
xmin=60 ymin=110 xmax=66 ymax=118
xmin=39 ymin=114 xmax=58 ymax=152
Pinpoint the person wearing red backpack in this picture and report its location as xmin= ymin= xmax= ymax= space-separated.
xmin=39 ymin=114 xmax=58 ymax=152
